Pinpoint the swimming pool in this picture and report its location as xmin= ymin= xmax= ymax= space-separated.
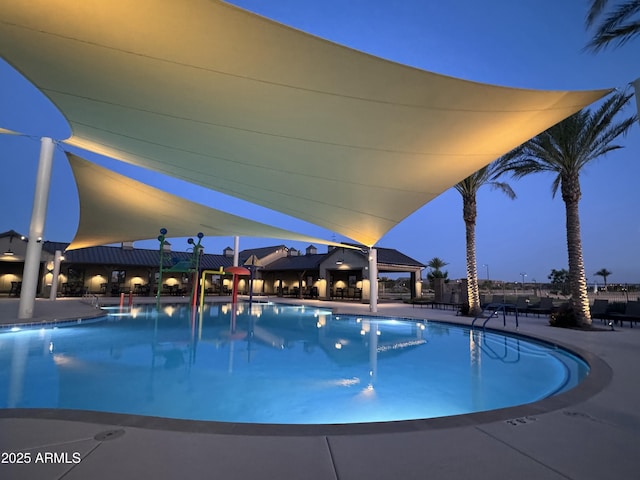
xmin=0 ymin=302 xmax=588 ymax=425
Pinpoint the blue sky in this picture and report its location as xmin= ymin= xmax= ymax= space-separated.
xmin=1 ymin=0 xmax=638 ymax=284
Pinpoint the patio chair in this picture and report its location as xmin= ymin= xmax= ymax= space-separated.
xmin=480 ymin=294 xmax=492 ymax=308
xmin=527 ymin=297 xmax=554 ymax=317
xmin=491 ymin=295 xmax=505 ymax=304
xmin=443 ymin=292 xmax=461 ymax=310
xmin=507 ymin=296 xmax=530 ymax=316
xmin=590 ymin=299 xmax=610 ymax=323
xmin=608 ymin=301 xmax=640 ymax=328
xmin=9 ymin=281 xmax=21 ymax=297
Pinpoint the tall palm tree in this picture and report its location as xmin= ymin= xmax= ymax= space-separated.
xmin=503 ymin=91 xmax=637 ymax=326
xmin=585 ymin=0 xmax=640 ymax=51
xmin=454 ymin=161 xmax=515 ymax=316
xmin=594 ymin=268 xmax=613 ymax=287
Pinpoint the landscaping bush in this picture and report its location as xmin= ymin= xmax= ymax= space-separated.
xmin=549 ymin=304 xmax=577 ymax=328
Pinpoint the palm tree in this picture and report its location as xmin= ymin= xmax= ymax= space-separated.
xmin=454 ymin=161 xmax=515 ymax=316
xmin=594 ymin=268 xmax=613 ymax=287
xmin=585 ymin=0 xmax=640 ymax=51
xmin=426 ymin=257 xmax=449 ymax=282
xmin=503 ymin=91 xmax=637 ymax=326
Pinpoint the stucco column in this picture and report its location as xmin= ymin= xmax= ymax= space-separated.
xmin=369 ymin=248 xmax=378 ymax=312
xmin=409 ymin=271 xmax=417 ymax=298
xmin=48 ymin=250 xmax=63 ymax=301
xmin=19 ymin=137 xmax=55 ymax=319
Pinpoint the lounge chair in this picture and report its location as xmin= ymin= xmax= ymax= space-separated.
xmin=527 ymin=297 xmax=554 ymax=317
xmin=590 ymin=299 xmax=609 ymax=322
xmin=491 ymin=295 xmax=505 ymax=304
xmin=507 ymin=296 xmax=530 ymax=316
xmin=442 ymin=292 xmax=462 ymax=311
xmin=411 ymin=297 xmax=433 ymax=308
xmin=480 ymin=294 xmax=492 ymax=308
xmin=608 ymin=301 xmax=640 ymax=328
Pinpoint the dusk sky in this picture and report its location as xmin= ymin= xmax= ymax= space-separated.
xmin=1 ymin=0 xmax=638 ymax=284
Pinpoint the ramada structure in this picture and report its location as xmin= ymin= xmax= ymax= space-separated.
xmin=0 ymin=230 xmax=424 ymax=301
xmin=0 ymin=0 xmax=612 ymax=318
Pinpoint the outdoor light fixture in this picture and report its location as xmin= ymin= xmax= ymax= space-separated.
xmin=483 ymin=264 xmax=490 ymax=280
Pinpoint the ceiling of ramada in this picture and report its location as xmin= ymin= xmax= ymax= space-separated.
xmin=0 ymin=0 xmax=610 ymax=247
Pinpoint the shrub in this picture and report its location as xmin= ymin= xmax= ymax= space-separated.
xmin=549 ymin=304 xmax=577 ymax=328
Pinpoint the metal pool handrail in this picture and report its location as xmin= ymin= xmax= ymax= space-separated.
xmin=471 ymin=303 xmax=519 ymax=329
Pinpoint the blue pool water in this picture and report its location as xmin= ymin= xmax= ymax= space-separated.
xmin=0 ymin=302 xmax=588 ymax=424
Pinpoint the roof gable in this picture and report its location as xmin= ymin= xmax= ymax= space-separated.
xmin=263 ymin=254 xmax=326 ymax=271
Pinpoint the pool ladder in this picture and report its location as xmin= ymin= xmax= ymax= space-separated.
xmin=82 ymin=292 xmax=101 ymax=309
xmin=471 ymin=303 xmax=519 ymax=329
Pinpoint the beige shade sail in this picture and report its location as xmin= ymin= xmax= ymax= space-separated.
xmin=65 ymin=152 xmax=348 ymax=251
xmin=0 ymin=128 xmax=21 ymax=136
xmin=0 ymin=1 xmax=611 ymax=247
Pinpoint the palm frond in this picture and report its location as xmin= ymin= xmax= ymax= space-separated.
xmin=454 ymin=159 xmax=514 ymax=199
xmin=586 ymin=0 xmax=612 ymax=27
xmin=579 ymin=91 xmax=637 ymax=167
xmin=586 ymin=0 xmax=640 ymax=51
xmin=550 ymin=174 xmax=562 ymax=198
xmin=593 ymin=0 xmax=640 ymax=30
xmin=488 ymin=181 xmax=516 ymax=200
xmin=503 ymin=90 xmax=636 ymax=187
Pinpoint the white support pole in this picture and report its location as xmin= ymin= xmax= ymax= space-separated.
xmin=233 ymin=236 xmax=239 ymax=267
xmin=369 ymin=247 xmax=378 ymax=312
xmin=49 ymin=250 xmax=63 ymax=301
xmin=19 ymin=137 xmax=55 ymax=319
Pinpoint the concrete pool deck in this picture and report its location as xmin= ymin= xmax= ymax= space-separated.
xmin=1 ymin=296 xmax=639 ymax=479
